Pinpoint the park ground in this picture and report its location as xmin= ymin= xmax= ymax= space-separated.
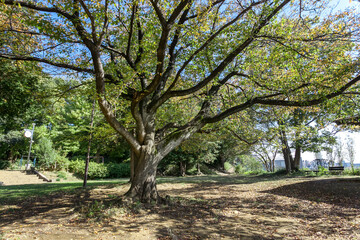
xmin=0 ymin=171 xmax=360 ymax=239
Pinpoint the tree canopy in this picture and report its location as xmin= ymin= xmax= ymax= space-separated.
xmin=1 ymin=0 xmax=360 ymax=202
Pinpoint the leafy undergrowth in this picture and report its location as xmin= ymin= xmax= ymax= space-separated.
xmin=0 ymin=175 xmax=360 ymax=239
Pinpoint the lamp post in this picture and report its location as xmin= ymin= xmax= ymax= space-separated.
xmin=24 ymin=123 xmax=35 ymax=170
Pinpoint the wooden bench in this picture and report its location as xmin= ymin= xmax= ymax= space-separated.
xmin=328 ymin=166 xmax=344 ymax=174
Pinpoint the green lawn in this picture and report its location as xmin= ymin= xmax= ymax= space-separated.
xmin=0 ymin=173 xmax=344 ymax=205
xmin=0 ymin=179 xmax=128 ymax=204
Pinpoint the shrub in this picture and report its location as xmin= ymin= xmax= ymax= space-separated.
xmin=161 ymin=163 xmax=180 ymax=176
xmin=0 ymin=159 xmax=10 ymax=169
xmin=224 ymin=162 xmax=233 ymax=171
xmin=274 ymin=169 xmax=288 ymax=175
xmin=34 ymin=137 xmax=56 ymax=170
xmin=344 ymin=168 xmax=360 ymax=176
xmin=68 ymin=159 xmax=85 ymax=174
xmin=244 ymin=170 xmax=265 ymax=175
xmin=236 ymin=155 xmax=263 ymax=174
xmin=107 ymin=162 xmax=130 ymax=178
xmin=57 ymin=171 xmax=68 ymax=180
xmin=318 ymin=166 xmax=329 ymax=176
xmin=235 ymin=164 xmax=244 ymax=174
xmin=54 ymin=155 xmax=70 ymax=171
xmin=87 ymin=162 xmax=109 ymax=179
xmin=69 ymin=160 xmax=131 ymax=179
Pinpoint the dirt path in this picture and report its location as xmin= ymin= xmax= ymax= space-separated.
xmin=1 ymin=176 xmax=360 ymax=239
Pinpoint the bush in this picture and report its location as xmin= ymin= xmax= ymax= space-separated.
xmin=344 ymin=168 xmax=360 ymax=176
xmin=34 ymin=137 xmax=56 ymax=170
xmin=0 ymin=159 xmax=10 ymax=169
xmin=57 ymin=171 xmax=68 ymax=180
xmin=107 ymin=162 xmax=130 ymax=178
xmin=68 ymin=159 xmax=85 ymax=174
xmin=236 ymin=155 xmax=263 ymax=174
xmin=161 ymin=163 xmax=179 ymax=176
xmin=87 ymin=162 xmax=109 ymax=179
xmin=235 ymin=164 xmax=244 ymax=174
xmin=55 ymin=155 xmax=70 ymax=171
xmin=274 ymin=169 xmax=288 ymax=175
xmin=224 ymin=162 xmax=233 ymax=171
xmin=244 ymin=170 xmax=266 ymax=175
xmin=68 ymin=160 xmax=130 ymax=179
xmin=318 ymin=166 xmax=329 ymax=176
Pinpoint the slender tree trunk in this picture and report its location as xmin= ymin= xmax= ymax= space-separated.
xmin=83 ymin=99 xmax=96 ymax=188
xmin=179 ymin=161 xmax=186 ymax=176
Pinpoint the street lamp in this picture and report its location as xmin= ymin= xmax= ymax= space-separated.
xmin=24 ymin=123 xmax=35 ymax=170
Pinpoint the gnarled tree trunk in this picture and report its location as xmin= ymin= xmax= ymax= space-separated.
xmin=126 ymin=148 xmax=161 ymax=203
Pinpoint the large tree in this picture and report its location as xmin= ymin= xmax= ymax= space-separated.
xmin=1 ymin=0 xmax=359 ymax=202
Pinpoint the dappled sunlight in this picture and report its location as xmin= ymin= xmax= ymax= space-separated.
xmin=1 ymin=175 xmax=360 ymax=239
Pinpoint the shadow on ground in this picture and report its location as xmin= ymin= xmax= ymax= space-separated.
xmin=1 ymin=176 xmax=360 ymax=239
xmin=262 ymin=178 xmax=360 ymax=208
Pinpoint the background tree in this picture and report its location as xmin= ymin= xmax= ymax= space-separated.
xmin=346 ymin=136 xmax=355 ymax=172
xmin=0 ymin=60 xmax=50 ymax=167
xmin=1 ymin=0 xmax=359 ymax=202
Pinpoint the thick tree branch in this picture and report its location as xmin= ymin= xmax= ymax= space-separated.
xmin=169 ymin=0 xmax=290 ymax=98
xmin=166 ymin=0 xmax=265 ymax=94
xmin=227 ymin=128 xmax=259 ymax=145
xmin=134 ymin=0 xmax=191 ymax=103
xmin=204 ymin=74 xmax=360 ymax=123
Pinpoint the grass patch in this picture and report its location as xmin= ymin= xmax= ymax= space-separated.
xmin=0 ymin=179 xmax=128 ymax=205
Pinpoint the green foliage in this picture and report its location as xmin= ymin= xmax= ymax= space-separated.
xmin=273 ymin=169 xmax=289 ymax=175
xmin=158 ymin=149 xmax=194 ymax=176
xmin=224 ymin=162 xmax=233 ymax=171
xmin=33 ymin=136 xmax=70 ymax=171
xmin=34 ymin=137 xmax=57 ymax=170
xmin=79 ymin=200 xmax=107 ymax=220
xmin=55 ymin=155 xmax=71 ymax=171
xmin=343 ymin=168 xmax=360 ymax=176
xmin=69 ymin=160 xmax=130 ymax=179
xmin=186 ymin=164 xmax=216 ymax=175
xmin=107 ymin=162 xmax=130 ymax=178
xmin=161 ymin=164 xmax=180 ymax=176
xmin=236 ymin=155 xmax=263 ymax=174
xmin=318 ymin=166 xmax=329 ymax=176
xmin=56 ymin=171 xmax=68 ymax=180
xmin=0 ymin=159 xmax=10 ymax=169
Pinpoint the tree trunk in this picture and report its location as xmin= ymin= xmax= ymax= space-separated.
xmin=83 ymin=99 xmax=96 ymax=188
xmin=6 ymin=149 xmax=13 ymax=162
xmin=179 ymin=161 xmax=186 ymax=177
xmin=125 ymin=149 xmax=162 ymax=203
xmin=293 ymin=144 xmax=301 ymax=171
xmin=197 ymin=163 xmax=201 ymax=175
xmin=219 ymin=155 xmax=226 ymax=171
xmin=279 ymin=130 xmax=293 ymax=174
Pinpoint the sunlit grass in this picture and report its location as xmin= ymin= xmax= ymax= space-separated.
xmin=0 ymin=179 xmax=128 ymax=204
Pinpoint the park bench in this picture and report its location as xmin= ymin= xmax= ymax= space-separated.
xmin=328 ymin=166 xmax=344 ymax=174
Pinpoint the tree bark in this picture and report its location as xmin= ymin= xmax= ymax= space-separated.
xmin=83 ymin=99 xmax=96 ymax=188
xmin=125 ymin=146 xmax=162 ymax=203
xmin=279 ymin=129 xmax=293 ymax=174
xmin=293 ymin=144 xmax=301 ymax=171
xmin=179 ymin=161 xmax=186 ymax=176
